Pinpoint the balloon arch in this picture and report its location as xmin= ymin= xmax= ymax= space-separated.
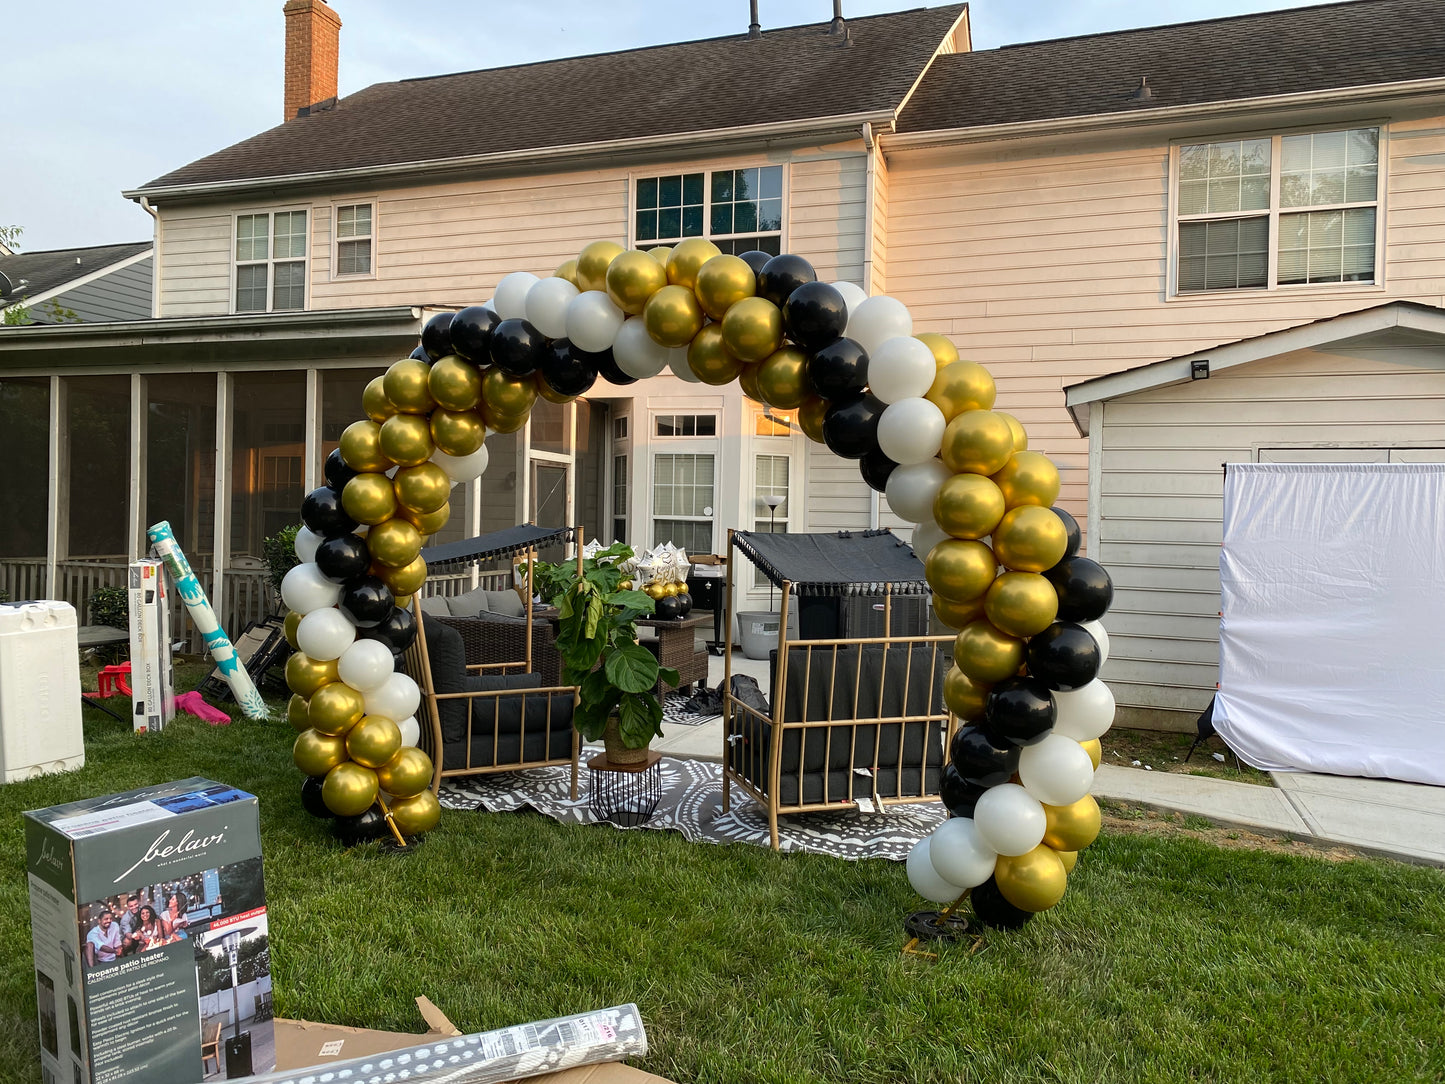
xmin=280 ymin=238 xmax=1116 ymax=926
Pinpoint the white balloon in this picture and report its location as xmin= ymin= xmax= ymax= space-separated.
xmin=613 ymin=316 xmax=671 ymax=379
xmin=396 ymin=714 xmax=421 ymax=748
xmin=877 ymin=398 xmax=946 ymax=465
xmin=337 ymin=639 xmax=396 ymax=692
xmin=293 ymin=526 xmax=322 ymax=564
xmin=281 ymin=562 xmax=342 ymax=616
xmin=668 ymin=346 xmax=701 ymax=382
xmin=1079 ymin=620 xmax=1110 ymax=665
xmin=868 ymin=335 xmax=937 ymax=404
xmin=973 ymin=783 xmax=1047 ymax=857
xmin=566 ymin=291 xmax=625 ymax=353
xmin=524 ymin=275 xmax=579 ymax=339
xmin=927 ymin=817 xmax=998 ymax=889
xmin=848 ymin=294 xmax=912 ymax=356
xmin=296 ymin=607 xmax=357 ymax=662
xmin=1019 ymin=733 xmax=1097 ymax=807
xmin=906 ymin=838 xmax=967 ymax=904
xmin=910 ymin=520 xmax=950 ymax=564
xmin=493 ymin=271 xmax=540 ymax=320
xmin=1051 ymin=679 xmax=1115 ymax=741
xmin=430 ymin=444 xmax=489 ymax=485
xmin=830 ymin=280 xmax=868 ymax=321
xmin=886 ymin=460 xmax=952 ymax=524
xmin=365 ymin=671 xmax=421 ymax=722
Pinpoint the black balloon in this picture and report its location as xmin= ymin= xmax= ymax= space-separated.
xmin=1027 ymin=622 xmax=1102 ymax=691
xmin=970 ymin=876 xmax=1034 ymax=930
xmin=339 ymin=576 xmax=396 ymax=629
xmin=1043 ymin=556 xmax=1114 ymax=623
xmin=949 ymin=725 xmax=1021 ymax=788
xmin=324 ymin=448 xmax=359 ymax=491
xmin=301 ymin=485 xmax=357 ymax=538
xmin=594 ymin=348 xmax=638 ymax=386
xmin=984 ymin=676 xmax=1057 ymax=747
xmin=1051 ymin=506 xmax=1082 ymax=558
xmin=822 ymin=393 xmax=884 ymax=460
xmin=490 ymin=318 xmax=545 ymax=376
xmin=783 ymin=281 xmax=848 ymax=352
xmin=940 ymin=763 xmax=988 ymax=819
xmin=409 ymin=344 xmax=430 ymax=361
xmin=758 ymin=253 xmax=817 ymax=309
xmin=450 ymin=305 xmax=501 ymax=363
xmin=808 ymin=337 xmax=869 ymax=401
xmin=333 ymin=808 xmax=388 ymax=845
xmin=301 ymin=775 xmax=334 ymax=819
xmin=420 ymin=311 xmax=455 ymax=361
xmin=361 ymin=605 xmax=418 ymax=654
xmin=540 ymin=339 xmax=600 ymax=397
xmin=737 ymin=249 xmax=773 ymax=277
xmin=315 ymin=533 xmax=371 ymax=584
xmin=859 ymin=448 xmax=897 ymax=493
xmin=675 ymin=592 xmax=693 ymax=618
xmin=655 ymin=594 xmax=683 ymax=620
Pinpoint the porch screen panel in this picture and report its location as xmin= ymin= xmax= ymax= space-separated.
xmin=146 ymin=374 xmax=217 ymax=562
xmin=230 ymin=371 xmax=306 ymax=561
xmin=0 ymin=377 xmax=49 ymax=560
xmin=66 ymin=376 xmax=130 ymax=558
xmin=576 ymin=401 xmax=606 ymax=549
xmin=321 ymin=368 xmax=383 ymax=473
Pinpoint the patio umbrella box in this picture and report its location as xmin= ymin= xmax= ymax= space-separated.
xmin=24 ymin=777 xmax=271 ymax=1084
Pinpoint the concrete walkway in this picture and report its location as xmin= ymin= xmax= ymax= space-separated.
xmin=652 ymin=649 xmax=1445 ymax=868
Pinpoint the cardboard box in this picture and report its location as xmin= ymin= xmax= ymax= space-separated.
xmin=24 ymin=778 xmax=272 ymax=1083
xmin=128 ymin=561 xmax=176 ymax=733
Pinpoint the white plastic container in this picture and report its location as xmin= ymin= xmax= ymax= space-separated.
xmin=0 ymin=601 xmax=85 ymax=782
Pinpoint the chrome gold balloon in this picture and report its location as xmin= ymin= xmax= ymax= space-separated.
xmin=737 ymin=362 xmax=763 ymax=403
xmin=283 ymin=610 xmax=302 ymax=650
xmin=534 ymin=371 xmax=577 ymax=405
xmin=308 ymin=681 xmax=367 ymax=736
xmin=953 ymin=619 xmax=1027 ymax=684
xmin=1080 ymin=738 xmax=1102 ymax=770
xmin=367 ymin=516 xmax=423 ymax=568
xmin=1042 ymin=794 xmax=1101 ymax=853
xmin=606 ymin=249 xmax=669 ymax=315
xmin=720 ymin=296 xmax=783 ymax=363
xmin=387 ymin=789 xmax=441 ymax=835
xmin=1057 ymin=848 xmax=1079 ymax=873
xmin=482 ymin=366 xmax=538 ymax=417
xmin=379 ymin=413 xmax=435 ymax=468
xmin=294 ymin=727 xmax=348 ymax=777
xmin=427 ymin=356 xmax=483 ymax=412
xmin=666 ymin=237 xmax=722 ymax=290
xmin=933 ymin=473 xmax=1007 ymax=540
xmin=995 ymin=844 xmax=1068 ymax=912
xmin=383 ymin=358 xmax=435 ymax=415
xmin=322 ymin=761 xmax=380 ymax=817
xmin=373 ymin=554 xmax=427 ymax=597
xmin=346 ymin=714 xmax=403 ymax=769
xmin=915 ymin=332 xmax=961 ymax=370
xmin=998 ymin=411 xmax=1028 ymax=452
xmin=647 ymin=246 xmax=673 ymax=267
xmin=430 ymin=408 xmax=486 ymax=457
xmin=983 ymin=570 xmax=1060 ymax=638
xmin=392 ymin=594 xmax=413 ymax=610
xmin=925 ymin=539 xmax=997 ymax=603
xmin=287 ymin=693 xmax=310 ymax=732
xmin=342 ymin=473 xmax=399 ymax=526
xmin=943 ymin=665 xmax=991 ymax=721
xmin=941 ymin=410 xmax=1015 ymax=476
xmin=992 ymin=505 xmax=1068 ymax=573
xmin=394 ymin=463 xmax=451 ymax=516
xmin=798 ymin=395 xmax=828 ymax=444
xmin=339 ymin=420 xmax=392 ymax=473
xmin=376 ymin=746 xmax=434 ymax=799
xmin=934 ymin=593 xmax=987 ymax=631
xmin=756 ymin=346 xmax=810 ymax=410
xmin=926 ymin=360 xmax=997 ymax=422
xmin=686 ymin=323 xmax=744 ymax=385
xmin=285 ymin=653 xmax=340 ymax=698
xmin=554 ymin=258 xmax=579 ymax=286
xmin=643 ymin=284 xmax=705 ymax=348
xmin=480 ymin=402 xmax=529 ymax=434
xmin=992 ymin=451 xmax=1059 ymax=509
xmin=402 ymin=502 xmax=450 ymax=537
xmin=363 ymin=376 xmax=398 ymax=423
xmin=694 ymin=254 xmax=757 ymax=320
xmin=577 ymin=240 xmax=625 ymax=293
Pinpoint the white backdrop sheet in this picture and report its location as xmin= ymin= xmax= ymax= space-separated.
xmin=1215 ymin=463 xmax=1445 ymax=786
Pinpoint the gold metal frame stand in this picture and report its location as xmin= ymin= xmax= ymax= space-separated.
xmin=901 ymin=889 xmax=984 ymax=960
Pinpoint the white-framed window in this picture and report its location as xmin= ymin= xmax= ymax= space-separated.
xmin=1171 ymin=126 xmax=1382 ymax=295
xmin=234 ymin=209 xmax=308 ymax=313
xmin=333 ymin=203 xmax=374 ymax=277
xmin=612 ymin=454 xmax=628 ymax=545
xmin=632 ymin=164 xmax=785 ymax=256
xmin=649 ymin=409 xmax=719 ymax=557
xmin=655 ymin=414 xmax=717 ymax=437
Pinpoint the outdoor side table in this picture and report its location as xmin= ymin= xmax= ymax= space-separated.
xmin=587 ymin=751 xmax=663 ymax=827
xmin=637 ymin=614 xmax=710 ymax=696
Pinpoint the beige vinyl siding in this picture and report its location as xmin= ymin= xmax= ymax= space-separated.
xmin=868 ymin=146 xmax=888 ymax=295
xmin=1094 ymin=345 xmax=1445 ymax=728
xmin=804 ymin=442 xmax=872 ymax=531
xmin=788 ymin=152 xmax=867 ymax=284
xmin=157 ymin=208 xmax=233 ymax=316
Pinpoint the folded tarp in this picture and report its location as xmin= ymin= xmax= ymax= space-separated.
xmin=730 ymin=529 xmax=928 ymax=597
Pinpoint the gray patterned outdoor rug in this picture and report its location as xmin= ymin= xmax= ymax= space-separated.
xmin=439 ymin=752 xmax=947 ymax=860
xmin=662 ymin=691 xmax=718 ymax=726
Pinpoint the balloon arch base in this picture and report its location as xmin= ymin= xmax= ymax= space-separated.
xmin=901 ymin=891 xmax=984 ymax=960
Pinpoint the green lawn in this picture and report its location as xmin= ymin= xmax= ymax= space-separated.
xmin=2 ymin=707 xmax=1443 ymax=1084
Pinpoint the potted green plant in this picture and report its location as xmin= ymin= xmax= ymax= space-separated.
xmin=554 ymin=543 xmax=678 ymax=764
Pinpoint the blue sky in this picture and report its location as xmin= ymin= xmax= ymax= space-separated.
xmin=6 ymin=0 xmax=1327 ymax=251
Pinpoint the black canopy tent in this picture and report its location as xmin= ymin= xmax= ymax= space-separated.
xmin=420 ymin=523 xmax=575 ymax=570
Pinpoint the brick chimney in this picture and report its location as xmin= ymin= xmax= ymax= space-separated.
xmin=283 ymin=0 xmax=342 ymax=122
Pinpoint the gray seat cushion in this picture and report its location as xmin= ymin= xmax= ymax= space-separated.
xmin=447 ymin=585 xmax=526 ymax=619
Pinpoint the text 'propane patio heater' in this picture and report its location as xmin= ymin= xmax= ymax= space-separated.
xmin=203 ymin=925 xmax=257 ymax=1078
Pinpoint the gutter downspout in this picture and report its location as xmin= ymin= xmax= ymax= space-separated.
xmin=140 ymin=197 xmax=161 ymax=318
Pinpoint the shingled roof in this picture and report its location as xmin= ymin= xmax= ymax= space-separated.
xmin=134 ymin=5 xmax=965 ymax=194
xmin=0 ymin=242 xmax=152 ymax=304
xmin=898 ymin=0 xmax=1445 ymax=134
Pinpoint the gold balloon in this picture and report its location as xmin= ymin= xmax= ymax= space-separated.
xmin=283 ymin=610 xmax=302 ymax=649
xmin=286 ymin=653 xmax=340 ymax=698
xmin=915 ymin=332 xmax=961 ymax=369
xmin=933 ymin=593 xmax=986 ymax=630
xmin=376 ymin=746 xmax=434 ymax=799
xmin=694 ymin=254 xmax=758 ymax=320
xmin=342 ymin=473 xmax=399 ymax=525
xmin=346 ymin=714 xmax=403 ymax=769
xmin=379 ymin=413 xmax=436 ymax=468
xmin=943 ymin=665 xmax=991 ymax=721
xmin=1080 ymin=738 xmax=1102 ymax=770
xmin=427 ymin=356 xmax=483 ymax=411
xmin=995 ymin=844 xmax=1068 ymax=912
xmin=293 ymin=728 xmax=348 ymax=777
xmin=925 ymin=539 xmax=997 ymax=603
xmin=647 ymin=246 xmax=673 ymax=267
xmin=992 ymin=505 xmax=1068 ymax=573
xmin=554 ymin=258 xmax=579 ymax=286
xmin=430 ymin=408 xmax=486 ymax=457
xmin=481 ymin=403 xmax=529 ymax=434
xmin=482 ymin=366 xmax=538 ymax=417
xmin=287 ymin=693 xmax=310 ymax=732
xmin=927 ymin=361 xmax=997 ymax=422
xmin=576 ymin=240 xmax=624 ymax=293
xmin=720 ymin=296 xmax=783 ymax=363
xmin=984 ymin=571 xmax=1060 ymax=638
xmin=933 ymin=473 xmax=1007 ymax=540
xmin=383 ymin=359 xmax=435 ymax=415
xmin=605 ymin=249 xmax=669 ymax=315
xmin=1057 ymin=848 xmax=1079 ymax=873
xmin=798 ymin=395 xmax=828 ymax=444
xmin=737 ymin=362 xmax=763 ymax=403
xmin=308 ymin=681 xmax=367 ymax=736
xmin=756 ymin=346 xmax=810 ymax=410
xmin=367 ymin=517 xmax=423 ymax=568
xmin=643 ymin=284 xmax=705 ymax=348
xmin=534 ymin=370 xmax=577 ymax=405
xmin=998 ymin=411 xmax=1028 ymax=452
xmin=373 ymin=554 xmax=428 ymax=597
xmin=402 ymin=502 xmax=450 ymax=536
xmin=686 ymin=323 xmax=744 ymax=385
xmin=339 ymin=420 xmax=392 ymax=473
xmin=322 ymin=761 xmax=380 ymax=817
xmin=666 ymin=237 xmax=721 ymax=290
xmin=394 ymin=463 xmax=451 ymax=515
xmin=388 ymin=789 xmax=441 ymax=836
xmin=992 ymin=451 xmax=1059 ymax=509
xmin=363 ymin=376 xmax=398 ymax=423
xmin=941 ymin=410 xmax=1016 ymax=476
xmin=393 ymin=593 xmax=413 ymax=610
xmin=1043 ymin=794 xmax=1101 ymax=853
xmin=953 ymin=619 xmax=1027 ymax=684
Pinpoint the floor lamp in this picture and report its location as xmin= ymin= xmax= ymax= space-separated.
xmin=763 ymin=494 xmax=784 ymax=610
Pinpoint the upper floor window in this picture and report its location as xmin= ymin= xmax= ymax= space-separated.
xmin=655 ymin=414 xmax=717 ymax=437
xmin=634 ymin=165 xmax=784 ymax=256
xmin=1174 ymin=127 xmax=1380 ymax=294
xmin=235 ymin=210 xmax=307 ymax=312
xmin=334 ymin=203 xmax=374 ymax=276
